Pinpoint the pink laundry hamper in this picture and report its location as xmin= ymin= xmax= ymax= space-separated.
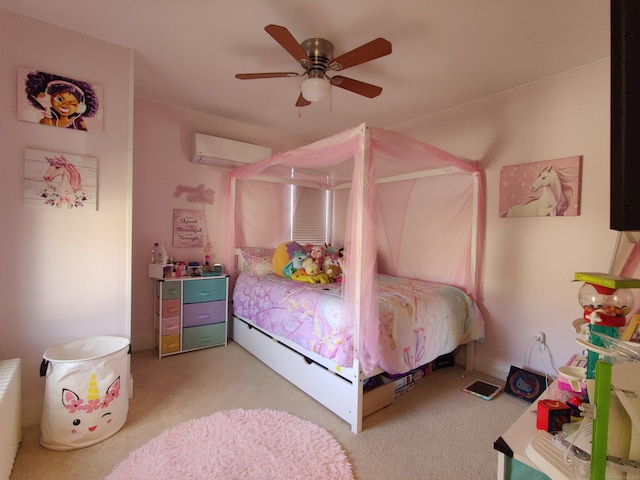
xmin=39 ymin=336 xmax=130 ymax=451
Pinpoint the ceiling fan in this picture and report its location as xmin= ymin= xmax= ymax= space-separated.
xmin=235 ymin=24 xmax=392 ymax=107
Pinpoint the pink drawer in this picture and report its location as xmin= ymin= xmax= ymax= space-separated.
xmin=162 ymin=298 xmax=181 ymax=318
xmin=161 ymin=316 xmax=180 ymax=336
xmin=183 ymin=301 xmax=226 ymax=327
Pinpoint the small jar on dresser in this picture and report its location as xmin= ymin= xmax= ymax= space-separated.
xmin=154 ymin=275 xmax=229 ymax=358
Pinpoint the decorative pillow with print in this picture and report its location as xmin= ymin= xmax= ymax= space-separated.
xmin=239 ymin=247 xmax=275 ymax=276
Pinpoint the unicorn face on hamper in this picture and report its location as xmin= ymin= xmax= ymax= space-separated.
xmin=61 ymin=374 xmax=121 ymax=436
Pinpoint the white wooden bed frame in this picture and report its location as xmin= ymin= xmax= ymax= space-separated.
xmin=227 ymin=124 xmax=483 ymax=433
xmin=231 ymin=252 xmax=476 ymax=433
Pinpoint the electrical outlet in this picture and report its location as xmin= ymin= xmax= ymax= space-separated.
xmin=534 ymin=331 xmax=546 ymax=345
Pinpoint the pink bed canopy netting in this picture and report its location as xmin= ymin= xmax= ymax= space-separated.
xmin=223 ymin=123 xmax=486 ymax=375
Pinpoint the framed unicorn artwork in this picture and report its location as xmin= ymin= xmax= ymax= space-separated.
xmin=499 ymin=156 xmax=582 ymax=218
xmin=24 ymin=148 xmax=98 ymax=210
xmin=16 ymin=67 xmax=104 ymax=133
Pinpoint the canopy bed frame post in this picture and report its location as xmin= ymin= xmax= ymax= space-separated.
xmin=465 ymin=173 xmax=481 ymax=373
xmin=349 ymin=123 xmax=371 ymax=434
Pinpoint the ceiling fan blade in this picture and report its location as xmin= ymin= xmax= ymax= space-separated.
xmin=235 ymin=72 xmax=300 ymax=79
xmin=265 ymin=24 xmax=312 ymax=69
xmin=330 ymin=76 xmax=382 ymax=98
xmin=295 ymin=93 xmax=311 ymax=107
xmin=328 ymin=38 xmax=392 ymax=71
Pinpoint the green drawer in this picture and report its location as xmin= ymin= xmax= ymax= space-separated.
xmin=182 ymin=323 xmax=226 ymax=350
xmin=183 ymin=277 xmax=226 ymax=304
xmin=161 ymin=281 xmax=181 ymax=300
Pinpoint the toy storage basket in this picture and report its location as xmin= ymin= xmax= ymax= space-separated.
xmin=39 ymin=336 xmax=130 ymax=450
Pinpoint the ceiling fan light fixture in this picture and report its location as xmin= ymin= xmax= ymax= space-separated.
xmin=301 ymin=77 xmax=331 ymax=103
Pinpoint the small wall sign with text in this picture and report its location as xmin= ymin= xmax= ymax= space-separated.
xmin=173 ymin=209 xmax=204 ymax=247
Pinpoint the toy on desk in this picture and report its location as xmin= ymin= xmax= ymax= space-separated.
xmin=558 ymin=365 xmax=587 ymax=397
xmin=575 ymin=273 xmax=638 ymax=379
xmin=536 ymin=399 xmax=571 ymax=433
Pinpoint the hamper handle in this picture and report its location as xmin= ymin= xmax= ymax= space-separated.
xmin=39 ymin=359 xmax=49 ymax=377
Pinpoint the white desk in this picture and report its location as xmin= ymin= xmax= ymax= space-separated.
xmin=496 ymin=362 xmax=640 ymax=480
xmin=495 ymin=382 xmax=559 ymax=480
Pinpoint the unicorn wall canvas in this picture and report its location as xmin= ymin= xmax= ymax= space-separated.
xmin=24 ymin=148 xmax=98 ymax=209
xmin=499 ymin=156 xmax=582 ymax=218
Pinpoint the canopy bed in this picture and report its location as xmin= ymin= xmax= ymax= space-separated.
xmin=223 ymin=123 xmax=486 ymax=433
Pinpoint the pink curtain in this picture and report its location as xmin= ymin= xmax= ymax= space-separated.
xmin=223 ymin=123 xmax=485 ymax=375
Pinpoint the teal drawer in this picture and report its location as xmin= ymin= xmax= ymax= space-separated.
xmin=182 ymin=323 xmax=226 ymax=350
xmin=161 ymin=281 xmax=181 ymax=300
xmin=183 ymin=278 xmax=226 ymax=304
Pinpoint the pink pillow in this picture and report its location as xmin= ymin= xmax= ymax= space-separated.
xmin=239 ymin=248 xmax=275 ymax=276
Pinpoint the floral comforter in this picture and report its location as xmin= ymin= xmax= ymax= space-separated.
xmin=232 ymin=272 xmax=485 ymax=374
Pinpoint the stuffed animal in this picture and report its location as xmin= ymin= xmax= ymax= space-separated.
xmin=302 ymin=256 xmax=319 ymax=275
xmin=282 ymin=251 xmax=308 ymax=278
xmin=272 ymin=241 xmax=305 ymax=277
xmin=322 ymin=255 xmax=342 ymax=281
xmin=291 ymin=257 xmax=332 ymax=284
xmin=309 ymin=244 xmax=326 ymax=266
xmin=336 ymin=248 xmax=346 ymax=281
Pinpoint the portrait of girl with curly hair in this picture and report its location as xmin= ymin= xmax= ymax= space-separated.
xmin=18 ymin=68 xmax=103 ymax=132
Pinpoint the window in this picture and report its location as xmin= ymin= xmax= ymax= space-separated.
xmin=290 ymin=185 xmax=330 ymax=244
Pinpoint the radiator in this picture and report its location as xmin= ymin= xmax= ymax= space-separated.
xmin=0 ymin=359 xmax=21 ymax=480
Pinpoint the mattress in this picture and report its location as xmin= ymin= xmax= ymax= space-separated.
xmin=232 ymin=271 xmax=485 ymax=375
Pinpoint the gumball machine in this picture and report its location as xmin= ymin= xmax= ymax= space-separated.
xmin=578 ymin=281 xmax=634 ymax=379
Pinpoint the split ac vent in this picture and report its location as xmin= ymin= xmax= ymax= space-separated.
xmin=190 ymin=133 xmax=272 ymax=168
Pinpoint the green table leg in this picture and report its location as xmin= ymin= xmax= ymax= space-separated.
xmin=591 ymin=361 xmax=612 ymax=480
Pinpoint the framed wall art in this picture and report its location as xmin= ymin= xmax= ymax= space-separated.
xmin=499 ymin=156 xmax=582 ymax=218
xmin=24 ymin=148 xmax=98 ymax=210
xmin=17 ymin=67 xmax=104 ymax=133
xmin=173 ymin=209 xmax=205 ymax=247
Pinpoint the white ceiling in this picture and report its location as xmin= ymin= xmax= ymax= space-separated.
xmin=1 ymin=0 xmax=610 ymax=144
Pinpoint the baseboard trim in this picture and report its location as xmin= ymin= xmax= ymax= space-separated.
xmin=473 ymin=355 xmax=512 ymax=383
xmin=131 ymin=334 xmax=513 ymax=386
xmin=131 ymin=334 xmax=154 ymax=352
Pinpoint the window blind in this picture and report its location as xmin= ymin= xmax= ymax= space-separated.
xmin=291 ymin=185 xmax=328 ymax=244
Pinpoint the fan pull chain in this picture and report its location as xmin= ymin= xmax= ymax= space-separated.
xmin=329 ymin=86 xmax=333 ymax=116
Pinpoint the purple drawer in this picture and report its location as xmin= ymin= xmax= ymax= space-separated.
xmin=183 ymin=301 xmax=226 ymax=327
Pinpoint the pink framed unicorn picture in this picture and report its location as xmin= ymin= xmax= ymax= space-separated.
xmin=499 ymin=156 xmax=582 ymax=218
xmin=24 ymin=148 xmax=98 ymax=210
xmin=17 ymin=67 xmax=104 ymax=133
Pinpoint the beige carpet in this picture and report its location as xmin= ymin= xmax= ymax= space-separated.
xmin=10 ymin=342 xmax=528 ymax=479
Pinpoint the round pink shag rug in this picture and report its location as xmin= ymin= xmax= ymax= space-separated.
xmin=106 ymin=409 xmax=354 ymax=480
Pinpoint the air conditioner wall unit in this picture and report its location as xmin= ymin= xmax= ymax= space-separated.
xmin=191 ymin=133 xmax=272 ymax=168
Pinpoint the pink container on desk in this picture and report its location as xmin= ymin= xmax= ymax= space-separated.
xmin=557 ymin=366 xmax=587 ymax=398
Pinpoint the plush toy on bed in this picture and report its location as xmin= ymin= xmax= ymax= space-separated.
xmin=273 ymin=241 xmax=306 ymax=277
xmin=289 ymin=256 xmax=330 ymax=284
xmin=273 ymin=241 xmax=331 ymax=283
xmin=282 ymin=251 xmax=308 ymax=278
xmin=307 ymin=244 xmax=326 ymax=267
xmin=337 ymin=248 xmax=346 ymax=281
xmin=322 ymin=254 xmax=342 ymax=282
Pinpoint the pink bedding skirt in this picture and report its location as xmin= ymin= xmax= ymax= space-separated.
xmin=232 ymin=272 xmax=485 ymax=374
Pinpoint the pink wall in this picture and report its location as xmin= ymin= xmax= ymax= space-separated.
xmin=0 ymin=7 xmax=614 ymax=426
xmin=0 ymin=9 xmax=133 ymax=426
xmin=396 ymin=60 xmax=614 ymax=379
xmin=131 ymin=100 xmax=302 ymax=348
